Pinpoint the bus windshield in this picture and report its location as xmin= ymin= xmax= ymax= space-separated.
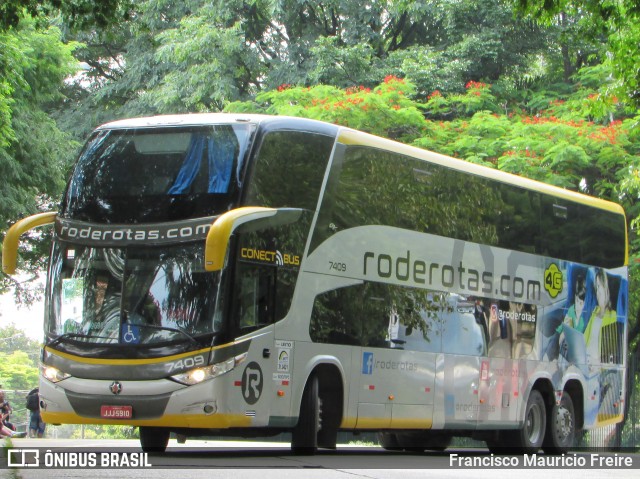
xmin=46 ymin=242 xmax=220 ymax=346
xmin=61 ymin=124 xmax=253 ymax=223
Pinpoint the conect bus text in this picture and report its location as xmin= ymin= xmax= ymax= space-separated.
xmin=363 ymin=250 xmax=541 ymax=302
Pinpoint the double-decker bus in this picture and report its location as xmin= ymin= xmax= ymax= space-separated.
xmin=3 ymin=114 xmax=628 ymax=454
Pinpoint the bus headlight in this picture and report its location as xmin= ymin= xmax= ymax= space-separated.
xmin=41 ymin=365 xmax=71 ymax=383
xmin=170 ymin=353 xmax=247 ymax=386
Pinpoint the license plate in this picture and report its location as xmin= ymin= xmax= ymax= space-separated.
xmin=100 ymin=405 xmax=133 ymax=419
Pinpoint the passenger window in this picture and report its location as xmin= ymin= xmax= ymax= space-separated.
xmin=310 ymin=282 xmax=442 ymax=352
xmin=244 ymin=130 xmax=334 ymax=210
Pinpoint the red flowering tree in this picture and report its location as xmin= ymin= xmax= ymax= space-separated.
xmin=226 ymin=76 xmax=425 ymax=141
xmin=226 ymin=73 xmax=639 ymax=236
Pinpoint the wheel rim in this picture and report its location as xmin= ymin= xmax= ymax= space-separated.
xmin=311 ymin=375 xmax=321 ymax=437
xmin=555 ymin=405 xmax=573 ymax=444
xmin=526 ymin=402 xmax=544 ymax=445
xmin=317 ymin=394 xmax=323 ymax=433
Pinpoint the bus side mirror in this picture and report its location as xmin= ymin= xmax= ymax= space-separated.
xmin=204 ymin=206 xmax=303 ymax=272
xmin=2 ymin=212 xmax=57 ymax=274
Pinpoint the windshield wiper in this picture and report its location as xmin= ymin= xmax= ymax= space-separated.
xmin=126 ymin=323 xmax=199 ymax=345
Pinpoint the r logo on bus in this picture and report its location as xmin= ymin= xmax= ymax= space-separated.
xmin=241 ymin=362 xmax=263 ymax=405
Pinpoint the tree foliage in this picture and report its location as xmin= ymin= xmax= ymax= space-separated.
xmin=0 ymin=16 xmax=80 ymax=297
xmin=0 ymin=0 xmax=132 ymax=30
xmin=0 ymin=351 xmax=39 ymax=390
xmin=51 ymin=0 xmax=554 ymax=126
xmin=513 ymin=0 xmax=640 ymax=104
xmin=0 ymin=326 xmax=40 ymax=393
xmin=0 ymin=324 xmax=41 ymax=359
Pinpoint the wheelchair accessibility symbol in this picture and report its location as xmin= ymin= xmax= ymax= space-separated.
xmin=121 ymin=324 xmax=140 ymax=344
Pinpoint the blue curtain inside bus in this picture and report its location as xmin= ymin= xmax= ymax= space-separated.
xmin=168 ymin=129 xmax=235 ymax=195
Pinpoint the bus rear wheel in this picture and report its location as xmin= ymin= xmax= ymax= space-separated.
xmin=139 ymin=426 xmax=170 ymax=453
xmin=543 ymin=391 xmax=575 ymax=454
xmin=504 ymin=389 xmax=546 ymax=454
xmin=291 ymin=375 xmax=321 ymax=455
xmin=381 ymin=431 xmax=451 ymax=453
xmin=378 ymin=432 xmax=403 ymax=451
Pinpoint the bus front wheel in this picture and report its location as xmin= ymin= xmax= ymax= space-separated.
xmin=139 ymin=426 xmax=170 ymax=453
xmin=291 ymin=375 xmax=321 ymax=455
xmin=543 ymin=391 xmax=575 ymax=454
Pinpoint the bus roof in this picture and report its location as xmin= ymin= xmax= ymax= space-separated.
xmin=96 ymin=113 xmax=273 ymax=129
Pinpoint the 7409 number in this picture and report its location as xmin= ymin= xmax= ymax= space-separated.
xmin=329 ymin=261 xmax=347 ymax=272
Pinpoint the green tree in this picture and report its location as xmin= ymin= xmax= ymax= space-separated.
xmin=0 ymin=17 xmax=80 ymax=298
xmin=0 ymin=352 xmax=39 ymax=390
xmin=71 ymin=0 xmax=553 ymax=118
xmin=513 ymin=0 xmax=640 ymax=105
xmin=0 ymin=325 xmax=40 ymax=432
xmin=0 ymin=0 xmax=132 ymax=30
xmin=0 ymin=325 xmax=41 ymax=360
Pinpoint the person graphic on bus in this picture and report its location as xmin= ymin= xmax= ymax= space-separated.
xmin=582 ymin=269 xmax=624 ymax=426
xmin=584 ymin=268 xmax=616 ymax=365
xmin=559 ymin=270 xmax=588 ymax=334
xmin=556 ymin=268 xmax=589 ymax=364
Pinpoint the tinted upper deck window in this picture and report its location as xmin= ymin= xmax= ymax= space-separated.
xmin=61 ymin=124 xmax=252 ymax=223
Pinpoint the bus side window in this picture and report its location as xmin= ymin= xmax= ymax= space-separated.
xmin=539 ymin=196 xmax=582 ymax=263
xmin=310 ymin=285 xmax=363 ymax=346
xmin=234 ymin=264 xmax=276 ymax=332
xmin=243 ymin=130 xmax=334 ymax=210
xmin=310 ymin=282 xmax=442 ymax=351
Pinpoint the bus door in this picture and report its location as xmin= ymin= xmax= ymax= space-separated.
xmin=228 ymin=258 xmax=278 ymax=426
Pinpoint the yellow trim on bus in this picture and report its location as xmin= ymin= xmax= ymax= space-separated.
xmin=45 ymin=346 xmax=212 ymax=366
xmin=41 ymin=411 xmax=253 ymax=429
xmin=389 ymin=418 xmax=433 ymax=429
xmin=343 ymin=417 xmax=433 ymax=429
xmin=340 ymin=417 xmax=358 ymax=429
xmin=596 ymin=412 xmax=624 ymax=428
xmin=350 ymin=418 xmax=394 ymax=429
xmin=2 ymin=212 xmax=57 ymax=274
xmin=204 ymin=206 xmax=276 ymax=271
xmin=44 ymin=337 xmax=249 ymax=366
